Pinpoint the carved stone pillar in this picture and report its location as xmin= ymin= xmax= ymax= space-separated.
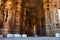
xmin=15 ymin=0 xmax=22 ymax=34
xmin=3 ymin=0 xmax=13 ymax=35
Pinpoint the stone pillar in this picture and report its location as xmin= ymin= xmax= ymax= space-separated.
xmin=15 ymin=0 xmax=22 ymax=34
xmin=0 ymin=0 xmax=4 ymax=34
xmin=43 ymin=0 xmax=58 ymax=36
xmin=3 ymin=0 xmax=13 ymax=35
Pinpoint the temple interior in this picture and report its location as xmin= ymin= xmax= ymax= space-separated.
xmin=0 ymin=0 xmax=60 ymax=37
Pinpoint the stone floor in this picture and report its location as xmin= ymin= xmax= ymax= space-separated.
xmin=0 ymin=37 xmax=60 ymax=40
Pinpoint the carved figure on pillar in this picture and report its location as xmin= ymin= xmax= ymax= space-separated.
xmin=3 ymin=0 xmax=13 ymax=35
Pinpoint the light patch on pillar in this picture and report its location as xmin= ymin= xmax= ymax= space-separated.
xmin=58 ymin=9 xmax=60 ymax=19
xmin=0 ymin=0 xmax=2 ymax=5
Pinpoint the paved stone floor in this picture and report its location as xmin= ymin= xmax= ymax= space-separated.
xmin=0 ymin=37 xmax=60 ymax=40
